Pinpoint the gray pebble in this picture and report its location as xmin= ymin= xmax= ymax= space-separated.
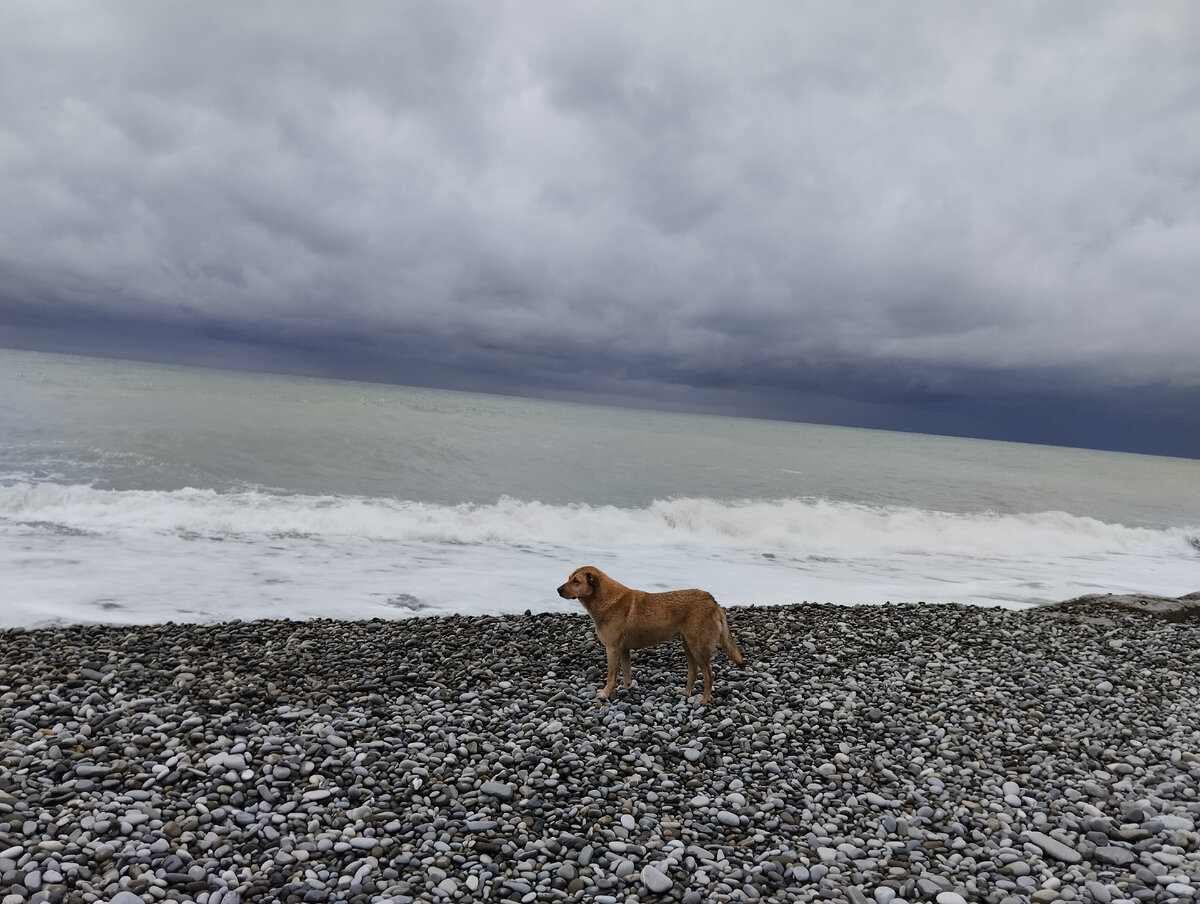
xmin=0 ymin=605 xmax=1197 ymax=904
xmin=480 ymin=780 xmax=514 ymax=801
xmin=108 ymin=894 xmax=146 ymax=904
xmin=1025 ymin=831 xmax=1083 ymax=864
xmin=641 ymin=864 xmax=672 ymax=893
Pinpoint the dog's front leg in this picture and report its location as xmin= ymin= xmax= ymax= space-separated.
xmin=620 ymin=649 xmax=633 ymax=689
xmin=598 ymin=646 xmax=620 ymax=699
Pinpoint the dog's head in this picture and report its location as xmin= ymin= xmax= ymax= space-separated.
xmin=557 ymin=566 xmax=601 ymax=601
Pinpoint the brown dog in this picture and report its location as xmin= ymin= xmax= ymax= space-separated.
xmin=556 ymin=565 xmax=743 ymax=703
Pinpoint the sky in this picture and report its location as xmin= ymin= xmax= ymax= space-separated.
xmin=2 ymin=3 xmax=1199 ymax=458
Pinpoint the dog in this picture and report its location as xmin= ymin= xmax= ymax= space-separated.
xmin=556 ymin=565 xmax=743 ymax=703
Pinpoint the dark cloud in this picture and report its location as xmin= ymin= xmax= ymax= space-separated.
xmin=2 ymin=1 xmax=1199 ymax=457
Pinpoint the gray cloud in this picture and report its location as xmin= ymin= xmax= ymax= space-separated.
xmin=2 ymin=1 xmax=1199 ymax=455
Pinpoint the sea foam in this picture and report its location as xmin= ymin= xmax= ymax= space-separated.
xmin=2 ymin=483 xmax=1193 ymax=555
xmin=2 ymin=483 xmax=1195 ymax=628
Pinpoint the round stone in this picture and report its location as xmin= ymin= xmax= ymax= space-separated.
xmin=936 ymin=893 xmax=967 ymax=904
xmin=641 ymin=864 xmax=673 ymax=894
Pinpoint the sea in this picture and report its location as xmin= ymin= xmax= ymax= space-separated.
xmin=2 ymin=347 xmax=1197 ymax=629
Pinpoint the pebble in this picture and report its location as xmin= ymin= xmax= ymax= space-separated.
xmin=1094 ymin=845 xmax=1139 ymax=867
xmin=480 ymin=780 xmax=514 ymax=800
xmin=0 ymin=602 xmax=1197 ymax=904
xmin=1025 ymin=830 xmax=1083 ymax=864
xmin=641 ymin=863 xmax=673 ymax=893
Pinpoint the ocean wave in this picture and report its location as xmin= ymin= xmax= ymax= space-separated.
xmin=1 ymin=483 xmax=1193 ymax=562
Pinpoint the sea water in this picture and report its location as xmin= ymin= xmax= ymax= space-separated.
xmin=1 ymin=348 xmax=1197 ymax=628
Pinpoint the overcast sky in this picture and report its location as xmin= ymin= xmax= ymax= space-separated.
xmin=2 ymin=2 xmax=1199 ymax=457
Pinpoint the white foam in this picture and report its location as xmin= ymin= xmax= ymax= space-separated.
xmin=2 ymin=483 xmax=1196 ymax=628
xmin=3 ymin=484 xmax=1191 ymax=553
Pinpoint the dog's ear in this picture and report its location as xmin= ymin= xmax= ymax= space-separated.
xmin=585 ymin=571 xmax=598 ymax=589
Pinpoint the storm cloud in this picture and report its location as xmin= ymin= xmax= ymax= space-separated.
xmin=3 ymin=2 xmax=1199 ymax=456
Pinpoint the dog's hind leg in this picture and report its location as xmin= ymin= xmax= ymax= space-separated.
xmin=692 ymin=631 xmax=718 ymax=704
xmin=680 ymin=637 xmax=699 ymax=697
xmin=719 ymin=609 xmax=744 ymax=665
xmin=698 ymin=657 xmax=716 ymax=704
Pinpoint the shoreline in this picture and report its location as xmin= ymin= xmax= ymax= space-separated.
xmin=2 ymin=603 xmax=1198 ymax=903
xmin=6 ymin=591 xmax=1200 ymax=637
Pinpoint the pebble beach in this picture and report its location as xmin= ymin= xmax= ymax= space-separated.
xmin=2 ymin=600 xmax=1198 ymax=904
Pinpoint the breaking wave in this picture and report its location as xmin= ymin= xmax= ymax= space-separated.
xmin=2 ymin=483 xmax=1193 ymax=561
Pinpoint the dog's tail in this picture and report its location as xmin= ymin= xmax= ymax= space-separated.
xmin=719 ymin=609 xmax=744 ymax=665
